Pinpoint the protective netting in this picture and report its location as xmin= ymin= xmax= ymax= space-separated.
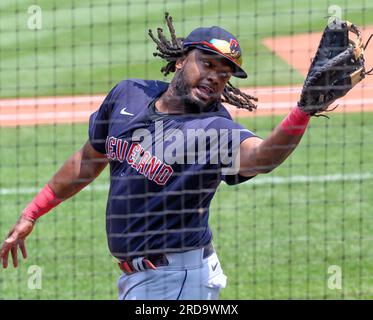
xmin=0 ymin=0 xmax=373 ymax=299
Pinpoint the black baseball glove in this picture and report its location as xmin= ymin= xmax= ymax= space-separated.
xmin=298 ymin=19 xmax=371 ymax=116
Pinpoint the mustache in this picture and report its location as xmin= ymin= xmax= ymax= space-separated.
xmin=173 ymin=71 xmax=220 ymax=113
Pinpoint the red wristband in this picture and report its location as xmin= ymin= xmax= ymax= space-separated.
xmin=22 ymin=184 xmax=62 ymax=221
xmin=280 ymin=105 xmax=310 ymax=135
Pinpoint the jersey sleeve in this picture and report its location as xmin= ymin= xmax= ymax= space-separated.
xmin=211 ymin=118 xmax=258 ymax=186
xmin=88 ymin=84 xmax=119 ymax=154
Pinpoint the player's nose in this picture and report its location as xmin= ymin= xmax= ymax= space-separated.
xmin=206 ymin=70 xmax=221 ymax=87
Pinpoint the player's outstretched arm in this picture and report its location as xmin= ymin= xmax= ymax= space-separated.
xmin=0 ymin=140 xmax=108 ymax=268
xmin=239 ymin=19 xmax=368 ymax=177
xmin=47 ymin=139 xmax=108 ymax=201
xmin=238 ymin=106 xmax=309 ymax=177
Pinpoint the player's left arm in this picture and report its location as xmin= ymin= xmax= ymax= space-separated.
xmin=239 ymin=19 xmax=369 ymax=177
xmin=238 ymin=108 xmax=308 ymax=177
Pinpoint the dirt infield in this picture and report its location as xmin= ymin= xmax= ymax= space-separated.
xmin=1 ymin=27 xmax=373 ymax=127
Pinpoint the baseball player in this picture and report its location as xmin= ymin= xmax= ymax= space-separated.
xmin=0 ymin=14 xmax=366 ymax=300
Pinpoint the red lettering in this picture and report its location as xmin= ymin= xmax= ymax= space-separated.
xmin=153 ymin=165 xmax=174 ymax=185
xmin=131 ymin=146 xmax=144 ymax=170
xmin=116 ymin=139 xmax=128 ymax=162
xmin=126 ymin=143 xmax=141 ymax=165
xmin=108 ymin=137 xmax=117 ymax=160
xmin=106 ymin=140 xmax=174 ymax=185
xmin=144 ymin=156 xmax=161 ymax=180
xmin=137 ymin=151 xmax=151 ymax=174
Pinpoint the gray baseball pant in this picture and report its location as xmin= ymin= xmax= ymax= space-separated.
xmin=117 ymin=248 xmax=227 ymax=300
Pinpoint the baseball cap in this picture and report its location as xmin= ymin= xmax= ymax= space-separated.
xmin=182 ymin=26 xmax=247 ymax=79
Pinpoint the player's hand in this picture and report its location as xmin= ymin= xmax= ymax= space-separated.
xmin=0 ymin=216 xmax=35 ymax=268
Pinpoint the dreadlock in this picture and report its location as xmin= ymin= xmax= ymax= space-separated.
xmin=148 ymin=12 xmax=258 ymax=111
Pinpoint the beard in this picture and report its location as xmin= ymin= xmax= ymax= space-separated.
xmin=173 ymin=69 xmax=219 ymax=113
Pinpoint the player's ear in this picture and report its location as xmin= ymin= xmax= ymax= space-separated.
xmin=175 ymin=56 xmax=187 ymax=70
xmin=175 ymin=50 xmax=192 ymax=70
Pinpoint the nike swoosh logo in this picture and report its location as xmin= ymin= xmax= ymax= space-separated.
xmin=212 ymin=262 xmax=218 ymax=271
xmin=120 ymin=108 xmax=134 ymax=116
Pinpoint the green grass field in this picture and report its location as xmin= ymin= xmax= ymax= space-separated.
xmin=1 ymin=0 xmax=373 ymax=98
xmin=1 ymin=0 xmax=373 ymax=299
xmin=1 ymin=113 xmax=372 ymax=299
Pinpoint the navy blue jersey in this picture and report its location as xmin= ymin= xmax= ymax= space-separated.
xmin=88 ymin=79 xmax=256 ymax=259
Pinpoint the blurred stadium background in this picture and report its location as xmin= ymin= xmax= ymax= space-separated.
xmin=1 ymin=0 xmax=373 ymax=299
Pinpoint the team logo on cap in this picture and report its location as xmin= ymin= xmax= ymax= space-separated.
xmin=209 ymin=38 xmax=242 ymax=64
xmin=229 ymin=39 xmax=241 ymax=60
